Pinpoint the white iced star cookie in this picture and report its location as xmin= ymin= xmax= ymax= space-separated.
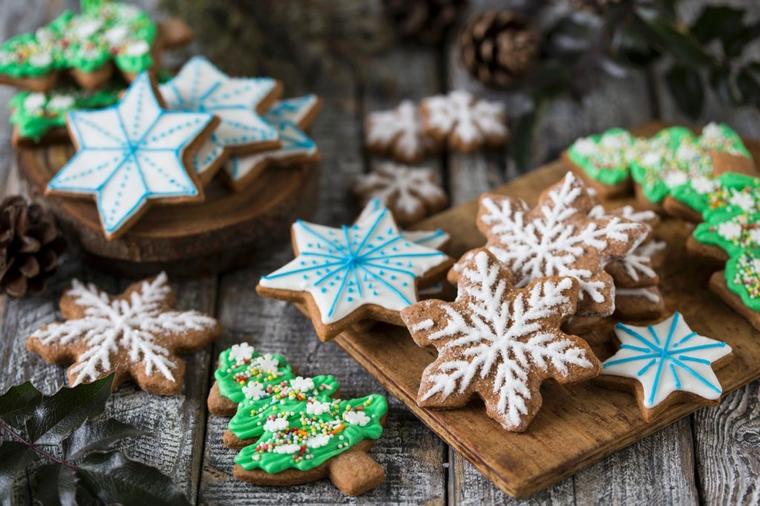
xmin=257 ymin=206 xmax=453 ymax=341
xmin=46 ymin=72 xmax=218 ymax=240
xmin=160 ymin=56 xmax=282 ymax=183
xmin=600 ymin=312 xmax=732 ymax=421
xmin=225 ymin=95 xmax=321 ymax=192
xmin=356 ymin=197 xmax=450 ymax=250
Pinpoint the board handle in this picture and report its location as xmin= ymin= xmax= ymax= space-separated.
xmin=328 ymin=449 xmax=385 ymax=496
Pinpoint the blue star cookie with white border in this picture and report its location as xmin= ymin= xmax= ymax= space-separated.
xmin=600 ymin=311 xmax=732 ymax=421
xmin=257 ymin=206 xmax=453 ymax=341
xmin=226 ymin=95 xmax=321 ymax=192
xmin=47 ymin=72 xmax=218 ymax=240
xmin=160 ymin=56 xmax=281 ymax=183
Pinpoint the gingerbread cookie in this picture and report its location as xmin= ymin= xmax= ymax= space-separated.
xmin=710 ymin=250 xmax=760 ymax=331
xmin=353 ymin=162 xmax=448 ymax=226
xmin=450 ymin=172 xmax=649 ymax=316
xmin=699 ymin=122 xmax=754 ymax=175
xmin=420 ymin=90 xmax=508 ymax=153
xmin=666 ymin=172 xmax=760 ymax=223
xmin=27 ymin=272 xmax=221 ymax=395
xmin=257 ymin=206 xmax=453 ymax=341
xmin=226 ymin=95 xmax=321 ymax=192
xmin=356 ymin=197 xmax=450 ymax=250
xmin=614 ymin=286 xmax=666 ymax=321
xmin=563 ymin=128 xmax=638 ymax=198
xmin=45 ymin=72 xmax=218 ymax=240
xmin=160 ymin=56 xmax=281 ymax=184
xmin=365 ymin=100 xmax=431 ymax=163
xmin=691 ymin=212 xmax=760 ymax=262
xmin=599 ymin=312 xmax=732 ymax=421
xmin=402 ymin=250 xmax=600 ymax=432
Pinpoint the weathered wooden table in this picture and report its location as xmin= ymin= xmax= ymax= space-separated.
xmin=1 ymin=1 xmax=758 ymax=504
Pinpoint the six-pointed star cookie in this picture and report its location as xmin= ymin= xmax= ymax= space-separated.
xmin=450 ymin=172 xmax=649 ymax=316
xmin=160 ymin=56 xmax=281 ymax=182
xmin=226 ymin=95 xmax=322 ymax=191
xmin=27 ymin=272 xmax=221 ymax=395
xmin=600 ymin=312 xmax=732 ymax=421
xmin=46 ymin=72 xmax=218 ymax=239
xmin=257 ymin=206 xmax=453 ymax=341
xmin=401 ymin=250 xmax=600 ymax=432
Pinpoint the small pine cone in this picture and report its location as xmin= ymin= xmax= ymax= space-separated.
xmin=459 ymin=10 xmax=539 ymax=88
xmin=0 ymin=196 xmax=66 ymax=298
xmin=383 ymin=0 xmax=468 ymax=44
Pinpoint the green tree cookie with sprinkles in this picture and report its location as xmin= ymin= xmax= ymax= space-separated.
xmin=709 ymin=249 xmax=760 ymax=332
xmin=564 ymin=128 xmax=639 ymax=197
xmin=668 ymin=172 xmax=760 ymax=222
xmin=693 ymin=212 xmax=760 ymax=258
xmin=232 ymin=393 xmax=388 ymax=496
xmin=207 ymin=342 xmax=294 ymax=416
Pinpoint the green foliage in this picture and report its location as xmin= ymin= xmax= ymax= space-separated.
xmin=0 ymin=376 xmax=190 ymax=506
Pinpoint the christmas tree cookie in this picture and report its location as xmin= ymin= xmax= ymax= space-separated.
xmin=710 ymin=249 xmax=760 ymax=331
xmin=665 ymin=172 xmax=760 ymax=223
xmin=699 ymin=122 xmax=754 ymax=175
xmin=690 ymin=212 xmax=760 ymax=263
xmin=563 ymin=128 xmax=639 ymax=198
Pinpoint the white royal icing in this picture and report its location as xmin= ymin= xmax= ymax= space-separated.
xmin=421 ymin=90 xmax=507 ymax=146
xmin=252 ymin=354 xmax=279 ymax=373
xmin=290 ymin=376 xmax=315 ymax=392
xmin=353 ymin=162 xmax=446 ymax=218
xmin=160 ymin=56 xmax=279 ymax=180
xmin=356 ymin=197 xmax=450 ymax=250
xmin=242 ymin=381 xmax=266 ymax=401
xmin=305 ymin=400 xmax=332 ymax=415
xmin=343 ymin=410 xmax=371 ymax=426
xmin=602 ymin=312 xmax=731 ymax=408
xmin=229 ymin=342 xmax=255 ymax=364
xmin=259 ymin=207 xmax=450 ymax=324
xmin=263 ymin=416 xmax=289 ymax=433
xmin=365 ymin=100 xmax=426 ymax=160
xmin=306 ymin=434 xmax=332 ymax=448
xmin=47 ymin=73 xmax=214 ymax=238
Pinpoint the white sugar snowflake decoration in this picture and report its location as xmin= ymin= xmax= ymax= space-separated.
xmin=365 ymin=100 xmax=428 ymax=162
xmin=27 ymin=272 xmax=220 ymax=393
xmin=402 ymin=250 xmax=599 ymax=431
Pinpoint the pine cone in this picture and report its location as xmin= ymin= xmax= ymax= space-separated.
xmin=0 ymin=196 xmax=65 ymax=298
xmin=459 ymin=10 xmax=539 ymax=88
xmin=383 ymin=0 xmax=467 ymax=44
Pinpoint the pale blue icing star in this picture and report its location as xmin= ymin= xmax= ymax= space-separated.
xmin=160 ymin=56 xmax=280 ymax=180
xmin=47 ymin=72 xmax=215 ymax=239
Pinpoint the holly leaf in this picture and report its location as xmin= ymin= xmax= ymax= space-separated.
xmin=736 ymin=63 xmax=760 ymax=107
xmin=65 ymin=419 xmax=144 ymax=460
xmin=665 ymin=64 xmax=704 ymax=119
xmin=77 ymin=452 xmax=191 ymax=506
xmin=0 ymin=382 xmax=42 ymax=429
xmin=691 ymin=6 xmax=745 ymax=44
xmin=28 ymin=464 xmax=80 ymax=506
xmin=636 ymin=7 xmax=713 ymax=67
xmin=0 ymin=442 xmax=38 ymax=505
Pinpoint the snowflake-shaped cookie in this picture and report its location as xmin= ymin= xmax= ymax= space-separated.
xmin=365 ymin=100 xmax=429 ymax=163
xmin=402 ymin=250 xmax=599 ymax=432
xmin=353 ymin=162 xmax=448 ymax=226
xmin=160 ymin=56 xmax=281 ymax=182
xmin=46 ymin=73 xmax=217 ymax=239
xmin=226 ymin=95 xmax=321 ymax=191
xmin=257 ymin=206 xmax=453 ymax=341
xmin=27 ymin=272 xmax=221 ymax=395
xmin=451 ymin=172 xmax=649 ymax=316
xmin=601 ymin=312 xmax=732 ymax=420
xmin=356 ymin=197 xmax=450 ymax=250
xmin=420 ymin=90 xmax=508 ymax=152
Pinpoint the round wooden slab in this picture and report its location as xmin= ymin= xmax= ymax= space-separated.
xmin=17 ymin=144 xmax=319 ymax=277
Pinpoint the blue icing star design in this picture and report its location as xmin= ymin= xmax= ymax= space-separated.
xmin=160 ymin=56 xmax=280 ymax=181
xmin=602 ymin=312 xmax=732 ymax=409
xmin=357 ymin=197 xmax=449 ymax=250
xmin=259 ymin=207 xmax=450 ymax=325
xmin=226 ymin=95 xmax=320 ymax=187
xmin=47 ymin=72 xmax=215 ymax=239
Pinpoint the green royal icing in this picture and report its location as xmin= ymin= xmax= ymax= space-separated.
xmin=567 ymin=128 xmax=638 ymax=186
xmin=699 ymin=122 xmax=752 ymax=159
xmin=694 ymin=212 xmax=760 ymax=257
xmin=0 ymin=0 xmax=157 ymax=79
xmin=725 ymin=249 xmax=760 ymax=312
xmin=670 ymin=172 xmax=760 ymax=219
xmin=234 ymin=394 xmax=388 ymax=474
xmin=10 ymin=88 xmax=120 ymax=141
xmin=214 ymin=343 xmax=294 ymax=405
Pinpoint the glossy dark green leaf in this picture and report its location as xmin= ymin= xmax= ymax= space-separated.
xmin=25 ymin=376 xmax=113 ymax=445
xmin=709 ymin=67 xmax=742 ymax=106
xmin=77 ymin=452 xmax=191 ymax=506
xmin=691 ymin=6 xmax=744 ymax=43
xmin=0 ymin=382 xmax=42 ymax=429
xmin=736 ymin=65 xmax=760 ymax=107
xmin=665 ymin=64 xmax=704 ymax=119
xmin=613 ymin=18 xmax=662 ymax=66
xmin=0 ymin=441 xmax=38 ymax=505
xmin=65 ymin=419 xmax=144 ymax=460
xmin=724 ymin=21 xmax=760 ymax=59
xmin=28 ymin=464 xmax=77 ymax=506
xmin=511 ymin=106 xmax=540 ymax=173
xmin=636 ymin=8 xmax=713 ymax=67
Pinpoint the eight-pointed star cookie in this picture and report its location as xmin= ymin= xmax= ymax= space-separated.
xmin=600 ymin=312 xmax=732 ymax=421
xmin=450 ymin=172 xmax=650 ymax=316
xmin=401 ymin=250 xmax=600 ymax=432
xmin=160 ymin=56 xmax=281 ymax=183
xmin=46 ymin=72 xmax=218 ymax=239
xmin=27 ymin=272 xmax=221 ymax=395
xmin=257 ymin=206 xmax=453 ymax=341
xmin=225 ymin=95 xmax=322 ymax=192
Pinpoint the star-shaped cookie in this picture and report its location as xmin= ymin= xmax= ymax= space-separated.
xmin=46 ymin=72 xmax=218 ymax=239
xmin=27 ymin=272 xmax=221 ymax=395
xmin=401 ymin=250 xmax=600 ymax=432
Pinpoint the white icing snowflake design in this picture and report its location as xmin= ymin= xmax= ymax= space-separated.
xmin=47 ymin=73 xmax=215 ymax=239
xmin=365 ymin=100 xmax=427 ymax=162
xmin=402 ymin=251 xmax=599 ymax=431
xmin=461 ymin=172 xmax=647 ymax=315
xmin=602 ymin=312 xmax=731 ymax=410
xmin=258 ymin=207 xmax=451 ymax=336
xmin=420 ymin=90 xmax=507 ymax=150
xmin=28 ymin=272 xmax=219 ymax=389
xmin=160 ymin=56 xmax=280 ymax=180
xmin=357 ymin=197 xmax=450 ymax=250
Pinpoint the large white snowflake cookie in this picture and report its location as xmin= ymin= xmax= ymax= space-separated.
xmin=401 ymin=250 xmax=600 ymax=432
xmin=600 ymin=312 xmax=732 ymax=421
xmin=364 ymin=100 xmax=431 ymax=163
xmin=27 ymin=272 xmax=221 ymax=395
xmin=257 ymin=206 xmax=453 ymax=341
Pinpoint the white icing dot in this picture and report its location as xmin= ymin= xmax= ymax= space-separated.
xmin=263 ymin=417 xmax=289 ymax=433
xmin=343 ymin=410 xmax=371 ymax=426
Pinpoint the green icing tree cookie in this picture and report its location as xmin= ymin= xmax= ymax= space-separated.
xmin=214 ymin=342 xmax=294 ymax=405
xmin=670 ymin=172 xmax=760 ymax=220
xmin=566 ymin=128 xmax=638 ymax=185
xmin=694 ymin=212 xmax=760 ymax=257
xmin=725 ymin=249 xmax=760 ymax=312
xmin=699 ymin=122 xmax=752 ymax=158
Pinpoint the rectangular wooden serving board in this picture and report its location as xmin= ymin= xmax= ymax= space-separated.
xmin=328 ymin=124 xmax=760 ymax=498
